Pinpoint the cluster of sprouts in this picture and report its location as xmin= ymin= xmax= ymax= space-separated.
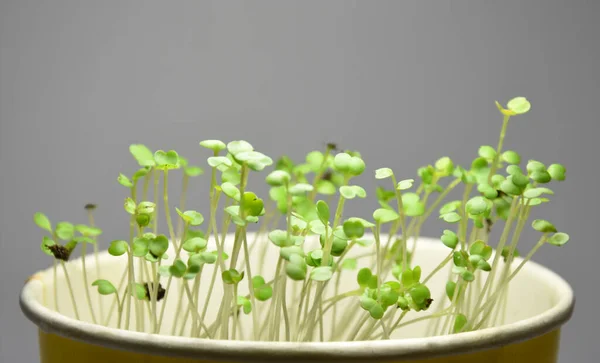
xmin=34 ymin=97 xmax=569 ymax=341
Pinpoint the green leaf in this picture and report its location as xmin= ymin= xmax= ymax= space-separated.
xmin=548 ymin=232 xmax=569 ymax=246
xmin=133 ymin=283 xmax=147 ymax=300
xmin=409 ymin=284 xmax=431 ymax=306
xmin=500 ymin=180 xmax=521 ymax=196
xmin=357 ymin=268 xmax=372 ymax=287
xmin=460 ymin=270 xmax=475 ymax=282
xmin=478 ymin=184 xmax=498 ymax=199
xmin=182 ymin=237 xmax=208 ymax=253
xmin=531 ymin=170 xmax=552 ymax=184
xmin=373 ymin=208 xmax=400 ymax=224
xmin=343 ymin=219 xmax=365 ymax=239
xmin=523 ymin=187 xmax=554 ymax=199
xmin=466 ymin=197 xmax=489 ymax=215
xmin=506 ymin=165 xmax=523 ymax=176
xmin=316 ymin=180 xmax=336 ymax=195
xmin=129 ymin=144 xmax=156 ymax=167
xmin=440 ymin=212 xmax=461 ymax=223
xmin=237 ymin=296 xmax=252 ymax=314
xmin=199 ymin=140 xmax=227 ymax=152
xmin=446 ymin=281 xmax=457 ymax=301
xmin=305 ymin=151 xmax=325 ymax=171
xmin=355 ymin=238 xmax=374 ymax=247
xmin=526 ymin=160 xmax=546 ymax=174
xmin=227 ymin=140 xmax=253 ymax=156
xmin=92 ymin=279 xmax=117 ymax=295
xmin=108 ymin=240 xmax=128 ymax=256
xmin=285 ymin=255 xmax=307 ymax=281
xmin=502 ymin=150 xmax=521 ymax=165
xmin=469 ymin=240 xmax=487 ymax=257
xmin=339 ymin=186 xmax=356 ymax=199
xmin=235 ymin=151 xmax=268 ymax=163
xmin=266 ymin=170 xmax=291 ymax=186
xmin=478 ymin=146 xmax=496 ymax=160
xmin=369 ymin=303 xmax=384 ymax=319
xmin=55 ymin=222 xmax=75 ymax=241
xmin=375 ymin=168 xmax=394 ymax=179
xmin=255 ymin=285 xmax=273 ymax=301
xmin=506 ymin=97 xmax=531 ymax=115
xmin=310 ymin=266 xmax=333 ymax=281
xmin=169 ymin=259 xmax=187 ymax=278
xmin=34 ymin=212 xmax=52 ymax=232
xmin=440 ymin=201 xmax=461 ymax=215
xmin=453 ymin=251 xmax=467 ymax=267
xmin=154 ymin=150 xmax=180 ymax=170
xmin=132 ymin=237 xmax=150 ymax=257
xmin=547 ymin=164 xmax=566 ymax=181
xmin=75 ymin=224 xmax=103 ymax=237
xmin=184 ymin=166 xmax=204 ymax=177
xmin=360 ymin=295 xmax=377 ymax=310
xmin=453 ymin=314 xmax=468 ymax=333
xmin=435 ymin=157 xmax=454 ymax=176
xmin=222 ymin=268 xmax=244 ymax=284
xmin=532 ymin=219 xmax=557 ymax=233
xmin=224 ymin=206 xmax=246 ymax=226
xmin=40 ymin=236 xmax=56 ymax=256
xmin=118 ymin=173 xmax=133 ymax=188
xmin=149 ymin=235 xmax=169 ymax=258
xmin=333 ymin=153 xmax=352 ymax=173
xmin=397 ymin=179 xmax=414 ymax=191
xmin=289 ymin=183 xmax=314 ymax=195
xmin=316 ymin=200 xmax=330 ymax=226
xmin=268 ymin=229 xmax=294 ymax=247
xmin=207 ymin=156 xmax=232 ymax=169
xmin=441 ymin=230 xmax=458 ymax=249
xmin=124 ymin=198 xmax=136 ymax=215
xmin=341 ymin=258 xmax=358 ymax=270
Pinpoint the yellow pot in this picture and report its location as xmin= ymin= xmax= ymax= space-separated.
xmin=20 ymin=237 xmax=574 ymax=363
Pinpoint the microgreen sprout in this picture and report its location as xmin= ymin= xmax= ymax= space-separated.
xmin=32 ymin=96 xmax=570 ymax=342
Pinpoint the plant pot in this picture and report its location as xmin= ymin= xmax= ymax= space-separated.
xmin=20 ymin=236 xmax=574 ymax=363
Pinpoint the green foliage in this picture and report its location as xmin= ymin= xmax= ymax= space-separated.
xmin=92 ymin=280 xmax=117 ymax=295
xmin=31 ymin=96 xmax=571 ymax=341
xmin=34 ymin=212 xmax=52 ymax=233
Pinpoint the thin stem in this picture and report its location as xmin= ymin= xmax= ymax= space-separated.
xmin=80 ymin=243 xmax=98 ymax=323
xmin=488 ymin=115 xmax=511 ymax=184
xmin=242 ymin=232 xmax=260 ymax=340
xmin=348 ymin=313 xmax=370 ymax=341
xmin=103 ymin=265 xmax=128 ymax=326
xmin=60 ymin=261 xmax=80 ymax=320
xmin=232 ymin=285 xmax=239 ymax=340
xmin=53 ymin=260 xmax=59 ymax=313
xmin=470 ymin=197 xmax=519 ymax=319
xmin=87 ymin=209 xmax=103 ymax=323
xmin=422 ymin=252 xmax=453 ymax=285
xmin=473 ymin=236 xmax=547 ymax=328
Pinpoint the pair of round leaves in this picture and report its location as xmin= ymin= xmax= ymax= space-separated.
xmin=251 ymin=276 xmax=273 ymax=301
xmin=286 ymin=254 xmax=307 ymax=281
xmin=222 ymin=269 xmax=244 ymax=285
xmin=478 ymin=146 xmax=520 ymax=165
xmin=441 ymin=230 xmax=458 ymax=249
xmin=154 ymin=150 xmax=180 ymax=170
xmin=333 ymin=153 xmax=365 ymax=176
xmin=319 ymin=235 xmax=348 ymax=257
xmin=496 ymin=97 xmax=531 ymax=116
xmin=306 ymin=249 xmax=334 ymax=267
xmin=175 ymin=208 xmax=204 ymax=226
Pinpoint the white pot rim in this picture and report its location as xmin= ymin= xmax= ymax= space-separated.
xmin=20 ymin=237 xmax=574 ymax=362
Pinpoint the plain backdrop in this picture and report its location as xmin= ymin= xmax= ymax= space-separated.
xmin=1 ymin=1 xmax=599 ymax=362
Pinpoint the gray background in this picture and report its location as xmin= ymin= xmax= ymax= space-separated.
xmin=1 ymin=1 xmax=598 ymax=361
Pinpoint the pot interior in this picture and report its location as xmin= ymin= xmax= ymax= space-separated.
xmin=29 ymin=236 xmax=564 ymax=340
